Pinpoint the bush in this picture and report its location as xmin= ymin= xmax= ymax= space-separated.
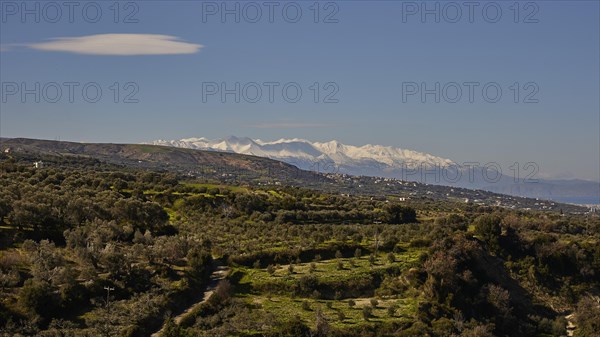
xmin=387 ymin=252 xmax=396 ymax=263
xmin=334 ymin=291 xmax=341 ymax=301
xmin=207 ymin=187 xmax=220 ymax=195
xmin=269 ymin=315 xmax=311 ymax=337
xmin=297 ymin=275 xmax=319 ymax=296
xmin=473 ymin=214 xmax=502 ymax=252
xmin=212 ymin=280 xmax=232 ymax=304
xmin=384 ymin=204 xmax=417 ymax=224
xmin=387 ymin=304 xmax=397 ymax=317
xmin=369 ymin=254 xmax=376 ymax=265
xmin=574 ymin=297 xmax=600 ymax=337
xmin=19 ymin=279 xmax=58 ymax=319
xmin=162 ymin=317 xmax=188 ymax=337
xmin=186 ymin=247 xmax=212 ymax=281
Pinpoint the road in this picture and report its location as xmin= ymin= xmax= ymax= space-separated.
xmin=150 ymin=263 xmax=230 ymax=337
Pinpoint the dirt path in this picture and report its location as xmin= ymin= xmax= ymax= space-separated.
xmin=565 ymin=313 xmax=575 ymax=337
xmin=150 ymin=263 xmax=230 ymax=337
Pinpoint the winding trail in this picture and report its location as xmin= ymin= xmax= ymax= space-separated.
xmin=150 ymin=263 xmax=230 ymax=337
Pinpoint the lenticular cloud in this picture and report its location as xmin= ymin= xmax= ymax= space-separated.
xmin=27 ymin=34 xmax=203 ymax=56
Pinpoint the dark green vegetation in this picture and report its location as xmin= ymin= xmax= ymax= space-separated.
xmin=0 ymin=141 xmax=599 ymax=337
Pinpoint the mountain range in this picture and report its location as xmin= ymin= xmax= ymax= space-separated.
xmin=150 ymin=136 xmax=600 ymax=204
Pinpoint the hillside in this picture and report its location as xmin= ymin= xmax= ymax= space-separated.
xmin=0 ymin=153 xmax=598 ymax=337
xmin=0 ymin=138 xmax=590 ymax=214
xmin=0 ymin=138 xmax=330 ymax=186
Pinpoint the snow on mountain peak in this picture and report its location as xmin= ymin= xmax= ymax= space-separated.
xmin=148 ymin=137 xmax=454 ymax=173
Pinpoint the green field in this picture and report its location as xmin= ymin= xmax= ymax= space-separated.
xmin=226 ymin=250 xmax=424 ymax=330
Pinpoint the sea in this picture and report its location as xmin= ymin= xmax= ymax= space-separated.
xmin=548 ymin=196 xmax=600 ymax=206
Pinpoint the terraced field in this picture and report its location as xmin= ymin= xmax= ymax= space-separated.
xmin=229 ymin=249 xmax=425 ymax=330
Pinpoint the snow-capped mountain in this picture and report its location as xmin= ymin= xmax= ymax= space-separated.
xmin=149 ymin=136 xmax=455 ymax=174
xmin=149 ymin=136 xmax=599 ymax=200
xmin=148 ymin=136 xmax=600 ymax=203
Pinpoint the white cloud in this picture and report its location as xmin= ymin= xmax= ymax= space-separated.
xmin=26 ymin=34 xmax=202 ymax=55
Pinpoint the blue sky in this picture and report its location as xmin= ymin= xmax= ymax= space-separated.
xmin=1 ymin=1 xmax=598 ymax=181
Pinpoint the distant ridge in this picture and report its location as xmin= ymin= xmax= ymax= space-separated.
xmin=150 ymin=136 xmax=600 ymax=204
xmin=0 ymin=137 xmax=330 ymax=185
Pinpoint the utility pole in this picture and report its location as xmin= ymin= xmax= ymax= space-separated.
xmin=374 ymin=228 xmax=380 ymax=254
xmin=104 ymin=286 xmax=115 ymax=310
xmin=370 ymin=228 xmax=380 ymax=270
xmin=103 ymin=286 xmax=115 ymax=337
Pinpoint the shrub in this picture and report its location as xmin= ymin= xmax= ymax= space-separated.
xmin=574 ymin=297 xmax=600 ymax=337
xmin=473 ymin=214 xmax=502 ymax=252
xmin=387 ymin=304 xmax=397 ymax=317
xmin=186 ymin=247 xmax=212 ymax=280
xmin=387 ymin=252 xmax=396 ymax=263
xmin=384 ymin=204 xmax=417 ymax=224
xmin=369 ymin=254 xmax=376 ymax=265
xmin=269 ymin=315 xmax=310 ymax=337
xmin=19 ymin=279 xmax=57 ymax=319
